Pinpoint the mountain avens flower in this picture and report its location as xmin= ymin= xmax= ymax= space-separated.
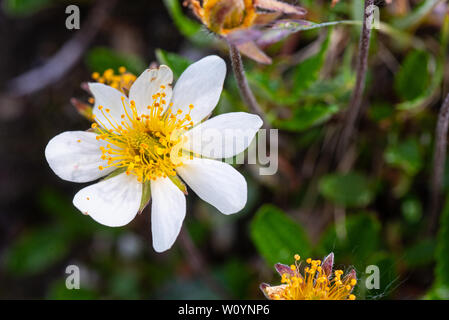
xmin=185 ymin=0 xmax=306 ymax=64
xmin=260 ymin=253 xmax=357 ymax=300
xmin=45 ymin=55 xmax=263 ymax=252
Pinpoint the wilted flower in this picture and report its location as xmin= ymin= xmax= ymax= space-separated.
xmin=185 ymin=0 xmax=307 ymax=64
xmin=45 ymin=55 xmax=263 ymax=252
xmin=260 ymin=253 xmax=357 ymax=300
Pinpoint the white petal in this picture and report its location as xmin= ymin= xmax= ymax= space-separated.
xmin=73 ymin=172 xmax=142 ymax=227
xmin=129 ymin=65 xmax=173 ymax=115
xmin=151 ymin=177 xmax=186 ymax=252
xmin=177 ymin=158 xmax=247 ymax=215
xmin=171 ymin=55 xmax=226 ymax=124
xmin=88 ymin=82 xmax=130 ymax=130
xmin=45 ymin=131 xmax=114 ymax=183
xmin=183 ymin=112 xmax=263 ymax=159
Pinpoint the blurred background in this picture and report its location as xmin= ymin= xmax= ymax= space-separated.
xmin=0 ymin=0 xmax=448 ymax=299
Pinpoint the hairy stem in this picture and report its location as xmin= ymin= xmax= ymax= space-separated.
xmin=336 ymin=0 xmax=374 ymax=161
xmin=429 ymin=93 xmax=449 ymax=234
xmin=228 ymin=42 xmax=271 ymax=129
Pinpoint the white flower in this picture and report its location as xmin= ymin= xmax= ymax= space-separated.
xmin=45 ymin=55 xmax=263 ymax=252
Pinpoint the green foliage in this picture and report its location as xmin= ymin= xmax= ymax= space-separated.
xmin=275 ymin=105 xmax=339 ymax=132
xmin=319 ymin=172 xmax=375 ymax=208
xmin=393 ymin=0 xmax=442 ymax=30
xmin=404 ymin=238 xmax=436 ymax=268
xmin=293 ymin=32 xmax=331 ymax=94
xmin=155 ymin=49 xmax=192 ymax=79
xmin=385 ymin=138 xmax=423 ymax=176
xmin=215 ymin=260 xmax=253 ymax=299
xmin=47 ymin=281 xmax=98 ymax=300
xmin=162 ymin=0 xmax=212 ymax=46
xmin=250 ymin=205 xmax=311 ymax=266
xmin=86 ymin=47 xmax=146 ymax=75
xmin=3 ymin=0 xmax=53 ymax=16
xmin=394 ymin=51 xmax=430 ymax=101
xmin=4 ymin=227 xmax=70 ymax=276
xmin=319 ymin=212 xmax=381 ymax=263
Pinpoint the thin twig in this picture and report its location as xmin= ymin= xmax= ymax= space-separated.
xmin=336 ymin=0 xmax=374 ymax=162
xmin=178 ymin=227 xmax=230 ymax=298
xmin=5 ymin=0 xmax=117 ymax=97
xmin=228 ymin=42 xmax=272 ymax=130
xmin=428 ymin=93 xmax=449 ymax=234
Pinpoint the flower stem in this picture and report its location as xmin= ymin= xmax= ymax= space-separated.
xmin=336 ymin=0 xmax=374 ymax=162
xmin=228 ymin=42 xmax=271 ymax=129
xmin=429 ymin=92 xmax=449 ymax=234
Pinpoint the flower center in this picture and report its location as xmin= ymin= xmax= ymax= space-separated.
xmin=92 ymin=86 xmax=194 ymax=183
xmin=273 ymin=255 xmax=357 ymax=300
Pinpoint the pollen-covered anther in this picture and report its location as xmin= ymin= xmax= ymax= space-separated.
xmin=265 ymin=254 xmax=358 ymax=300
xmin=93 ymin=88 xmax=195 ymax=183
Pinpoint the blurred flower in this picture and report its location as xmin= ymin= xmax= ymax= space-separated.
xmin=260 ymin=253 xmax=358 ymax=300
xmin=185 ymin=0 xmax=307 ymax=64
xmin=45 ymin=55 xmax=263 ymax=252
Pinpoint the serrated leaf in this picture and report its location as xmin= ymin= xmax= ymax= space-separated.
xmin=319 ymin=172 xmax=375 ymax=208
xmin=250 ymin=205 xmax=311 ymax=266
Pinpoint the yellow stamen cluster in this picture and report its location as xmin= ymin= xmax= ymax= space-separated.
xmin=270 ymin=254 xmax=357 ymax=300
xmin=92 ymin=86 xmax=194 ymax=183
xmin=187 ymin=0 xmax=257 ymax=35
xmin=91 ymin=67 xmax=137 ymax=94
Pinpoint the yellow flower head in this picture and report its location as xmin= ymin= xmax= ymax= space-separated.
xmin=261 ymin=253 xmax=357 ymax=300
xmin=187 ymin=0 xmax=257 ymax=35
xmin=91 ymin=66 xmax=137 ymax=94
xmin=185 ymin=0 xmax=306 ymax=64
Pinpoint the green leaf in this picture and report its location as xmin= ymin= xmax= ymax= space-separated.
xmin=401 ymin=197 xmax=423 ymax=224
xmin=3 ymin=227 xmax=70 ymax=276
xmin=319 ymin=212 xmax=381 ymax=263
xmin=275 ymin=104 xmax=339 ymax=132
xmin=293 ymin=31 xmax=331 ymax=93
xmin=394 ymin=50 xmax=430 ymax=101
xmin=155 ymin=49 xmax=192 ymax=79
xmin=86 ymin=47 xmax=146 ymax=75
xmin=384 ymin=138 xmax=422 ymax=176
xmin=319 ymin=172 xmax=375 ymax=208
xmin=3 ymin=0 xmax=53 ymax=16
xmin=250 ymin=204 xmax=311 ymax=266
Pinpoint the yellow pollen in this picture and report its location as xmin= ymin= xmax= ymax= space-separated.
xmin=267 ymin=254 xmax=357 ymax=300
xmin=93 ymin=88 xmax=195 ymax=183
xmin=92 ymin=67 xmax=137 ymax=94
